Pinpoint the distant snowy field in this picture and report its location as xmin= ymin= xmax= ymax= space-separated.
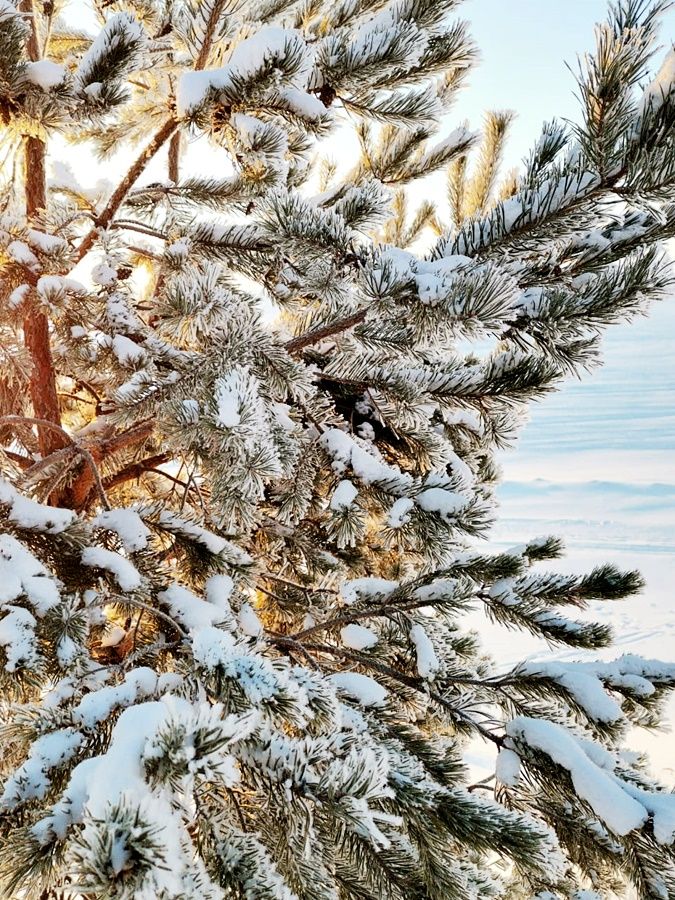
xmin=475 ymin=299 xmax=675 ymax=779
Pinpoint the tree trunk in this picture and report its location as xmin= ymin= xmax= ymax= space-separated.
xmin=20 ymin=0 xmax=66 ymax=459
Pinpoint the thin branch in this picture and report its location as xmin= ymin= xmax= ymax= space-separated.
xmin=75 ymin=0 xmax=230 ymax=262
xmin=284 ymin=309 xmax=367 ymax=354
xmin=271 ymin=634 xmax=504 ymax=746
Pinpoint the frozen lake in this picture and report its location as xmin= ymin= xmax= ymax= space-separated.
xmin=483 ymin=298 xmax=675 ymax=778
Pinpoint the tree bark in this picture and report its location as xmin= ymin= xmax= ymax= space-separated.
xmin=20 ymin=0 xmax=66 ymax=459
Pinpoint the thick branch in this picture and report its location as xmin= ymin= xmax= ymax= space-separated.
xmin=102 ymin=453 xmax=171 ymax=490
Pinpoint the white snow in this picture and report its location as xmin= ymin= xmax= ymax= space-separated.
xmin=23 ymin=60 xmax=66 ymax=90
xmin=5 ymin=489 xmax=75 ymax=534
xmin=37 ymin=275 xmax=86 ymax=298
xmin=386 ymin=497 xmax=414 ymax=528
xmin=415 ymin=487 xmax=467 ymax=522
xmin=1 ymin=727 xmax=82 ymax=807
xmin=157 ymin=511 xmax=230 ymax=555
xmin=8 ymin=283 xmax=29 ymax=308
xmin=100 ymin=624 xmax=127 ymax=648
xmin=278 ymin=85 xmax=327 ymax=121
xmin=0 ymin=533 xmax=60 ymax=614
xmin=340 ymin=577 xmax=398 ymax=606
xmin=214 ymin=371 xmax=242 ymax=428
xmin=506 ymin=717 xmax=648 ymax=835
xmin=0 ymin=606 xmax=40 ymax=672
xmin=93 ymin=508 xmax=151 ymax=552
xmin=320 ymin=429 xmax=412 ymax=495
xmin=76 ymin=12 xmax=145 ymax=90
xmin=178 ymin=27 xmax=307 ymax=116
xmin=72 ymin=667 xmax=158 ymax=728
xmin=495 ymin=747 xmax=521 ymax=787
xmin=111 ymin=334 xmax=147 ymax=365
xmin=26 ymin=230 xmax=68 ymax=254
xmin=204 ymin=574 xmax=235 ymax=620
xmin=7 ymin=240 xmax=39 ymax=269
xmin=639 ymin=44 xmax=675 ymax=117
xmin=158 ymin=583 xmax=226 ymax=630
xmin=92 ymin=262 xmax=118 ymax=286
xmin=330 ymin=672 xmax=387 ymax=707
xmin=238 ymin=602 xmax=263 ymax=637
xmin=340 ymin=624 xmax=378 ymax=650
xmin=330 ymin=479 xmax=358 ymax=511
xmin=81 ymin=547 xmax=142 ymax=592
xmin=409 ymin=624 xmax=440 ymax=679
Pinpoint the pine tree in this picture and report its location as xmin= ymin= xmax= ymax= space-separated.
xmin=1 ymin=0 xmax=675 ymax=897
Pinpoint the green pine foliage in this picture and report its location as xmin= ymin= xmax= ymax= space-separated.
xmin=1 ymin=0 xmax=675 ymax=897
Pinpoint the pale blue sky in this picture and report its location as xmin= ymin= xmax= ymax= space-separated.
xmin=454 ymin=0 xmax=675 ymax=167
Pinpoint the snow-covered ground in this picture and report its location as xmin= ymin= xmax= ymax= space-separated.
xmin=481 ymin=298 xmax=675 ymax=779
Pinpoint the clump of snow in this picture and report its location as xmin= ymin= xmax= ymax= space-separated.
xmin=8 ymin=283 xmax=29 ymax=308
xmin=92 ymin=262 xmax=118 ymax=286
xmin=0 ymin=533 xmax=61 ymax=614
xmin=214 ymin=371 xmax=242 ymax=428
xmin=495 ymin=747 xmax=521 ymax=787
xmin=76 ymin=12 xmax=145 ymax=91
xmin=238 ymin=602 xmax=262 ymax=637
xmin=1 ymin=727 xmax=82 ymax=808
xmin=100 ymin=624 xmax=127 ymax=648
xmin=72 ymin=668 xmax=158 ymax=728
xmin=341 ymin=624 xmax=378 ymax=650
xmin=3 ymin=485 xmax=75 ymax=534
xmin=0 ymin=606 xmax=40 ymax=671
xmin=639 ymin=44 xmax=675 ymax=117
xmin=521 ymin=655 xmax=675 ymax=725
xmin=93 ymin=508 xmax=151 ymax=552
xmin=111 ymin=334 xmax=147 ymax=366
xmin=23 ymin=60 xmax=66 ymax=90
xmin=320 ymin=429 xmax=412 ymax=495
xmin=340 ymin=577 xmax=398 ymax=606
xmin=178 ymin=27 xmax=308 ymax=116
xmin=7 ymin=240 xmax=39 ymax=269
xmin=506 ymin=717 xmax=647 ymax=835
xmin=27 ymin=229 xmax=68 ymax=254
xmin=157 ymin=510 xmax=242 ymax=558
xmin=409 ymin=624 xmax=440 ymax=679
xmin=415 ymin=487 xmax=467 ymax=523
xmin=330 ymin=672 xmax=387 ymax=707
xmin=81 ymin=547 xmax=141 ymax=592
xmin=37 ymin=275 xmax=86 ymax=299
xmin=330 ymin=479 xmax=358 ymax=511
xmin=158 ymin=583 xmax=226 ymax=630
xmin=204 ymin=574 xmax=236 ymax=622
xmin=386 ymin=497 xmax=414 ymax=528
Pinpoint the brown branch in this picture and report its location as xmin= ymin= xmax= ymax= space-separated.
xmin=284 ymin=309 xmax=367 ymax=355
xmin=168 ymin=131 xmax=181 ymax=184
xmin=194 ymin=0 xmax=228 ymax=71
xmin=75 ymin=117 xmax=178 ymax=262
xmin=102 ymin=453 xmax=171 ymax=490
